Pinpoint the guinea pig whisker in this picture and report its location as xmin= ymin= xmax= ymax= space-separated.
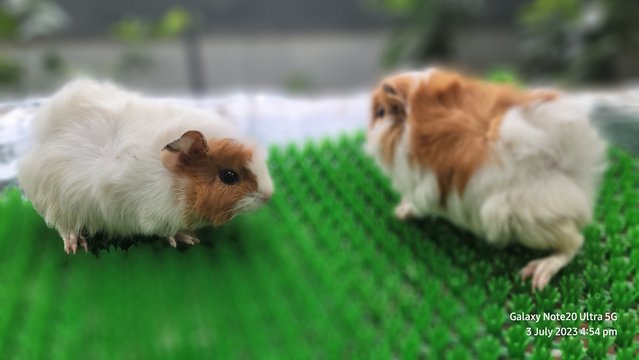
xmin=231 ymin=193 xmax=263 ymax=214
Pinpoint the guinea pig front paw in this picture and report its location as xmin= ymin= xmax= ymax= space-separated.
xmin=166 ymin=232 xmax=200 ymax=248
xmin=394 ymin=200 xmax=418 ymax=221
xmin=62 ymin=232 xmax=88 ymax=255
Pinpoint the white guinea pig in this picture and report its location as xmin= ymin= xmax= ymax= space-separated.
xmin=18 ymin=79 xmax=274 ymax=254
xmin=365 ymin=68 xmax=607 ymax=291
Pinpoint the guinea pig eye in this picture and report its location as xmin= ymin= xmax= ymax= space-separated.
xmin=219 ymin=169 xmax=240 ymax=185
xmin=375 ymin=106 xmax=385 ymax=118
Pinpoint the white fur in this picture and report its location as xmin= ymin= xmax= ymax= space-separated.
xmin=248 ymin=152 xmax=274 ymax=196
xmin=366 ymin=95 xmax=607 ymax=251
xmin=18 ymin=79 xmax=272 ymax=238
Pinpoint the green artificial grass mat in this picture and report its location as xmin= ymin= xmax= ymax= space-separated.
xmin=0 ymin=133 xmax=637 ymax=359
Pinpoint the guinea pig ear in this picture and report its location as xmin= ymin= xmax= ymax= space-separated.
xmin=382 ymin=82 xmax=407 ymax=113
xmin=381 ymin=76 xmax=420 ymax=120
xmin=161 ymin=130 xmax=208 ymax=172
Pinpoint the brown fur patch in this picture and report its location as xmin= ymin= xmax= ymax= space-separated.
xmin=371 ymin=69 xmax=558 ymax=207
xmin=171 ymin=138 xmax=258 ymax=226
xmin=406 ymin=69 xmax=557 ymax=206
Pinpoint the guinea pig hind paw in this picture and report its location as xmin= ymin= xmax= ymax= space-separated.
xmin=519 ymin=261 xmax=538 ymax=281
xmin=394 ymin=201 xmax=417 ymax=221
xmin=166 ymin=236 xmax=177 ymax=248
xmin=78 ymin=237 xmax=88 ymax=252
xmin=520 ymin=253 xmax=571 ymax=291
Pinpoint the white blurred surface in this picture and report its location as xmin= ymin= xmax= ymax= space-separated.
xmin=2 ymin=89 xmax=639 ymax=186
xmin=0 ymin=104 xmax=38 ymax=182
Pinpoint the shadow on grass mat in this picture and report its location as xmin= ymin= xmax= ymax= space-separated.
xmin=0 ymin=133 xmax=637 ymax=359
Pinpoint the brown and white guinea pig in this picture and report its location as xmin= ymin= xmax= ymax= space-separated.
xmin=18 ymin=79 xmax=274 ymax=254
xmin=365 ymin=68 xmax=607 ymax=290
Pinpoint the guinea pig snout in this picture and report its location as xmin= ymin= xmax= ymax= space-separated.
xmin=260 ymin=191 xmax=273 ymax=202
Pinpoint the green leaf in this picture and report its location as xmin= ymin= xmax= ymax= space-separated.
xmin=155 ymin=7 xmax=191 ymax=38
xmin=0 ymin=10 xmax=20 ymax=39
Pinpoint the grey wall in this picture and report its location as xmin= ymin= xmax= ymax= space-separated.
xmin=55 ymin=0 xmax=392 ymax=37
xmin=54 ymin=0 xmax=530 ymax=37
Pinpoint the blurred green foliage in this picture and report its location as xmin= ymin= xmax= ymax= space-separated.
xmin=0 ymin=0 xmax=68 ymax=88
xmin=0 ymin=10 xmax=20 ymax=38
xmin=41 ymin=51 xmax=64 ymax=75
xmin=0 ymin=56 xmax=23 ymax=85
xmin=111 ymin=7 xmax=192 ymax=77
xmin=113 ymin=7 xmax=191 ymax=45
xmin=518 ymin=0 xmax=639 ymax=83
xmin=282 ymin=73 xmax=313 ymax=93
xmin=373 ymin=0 xmax=639 ymax=83
xmin=369 ymin=0 xmax=484 ymax=67
xmin=0 ymin=7 xmax=24 ymax=87
xmin=519 ymin=0 xmax=580 ymax=25
xmin=484 ymin=68 xmax=521 ymax=85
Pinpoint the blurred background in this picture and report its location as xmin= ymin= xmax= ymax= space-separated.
xmin=1 ymin=0 xmax=639 ymax=98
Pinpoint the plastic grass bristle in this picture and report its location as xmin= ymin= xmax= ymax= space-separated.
xmin=1 ymin=134 xmax=638 ymax=358
xmin=530 ymin=345 xmax=552 ymax=360
xmin=561 ymin=336 xmax=586 ymax=360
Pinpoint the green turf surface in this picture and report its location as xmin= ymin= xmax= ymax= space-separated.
xmin=1 ymin=133 xmax=637 ymax=359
